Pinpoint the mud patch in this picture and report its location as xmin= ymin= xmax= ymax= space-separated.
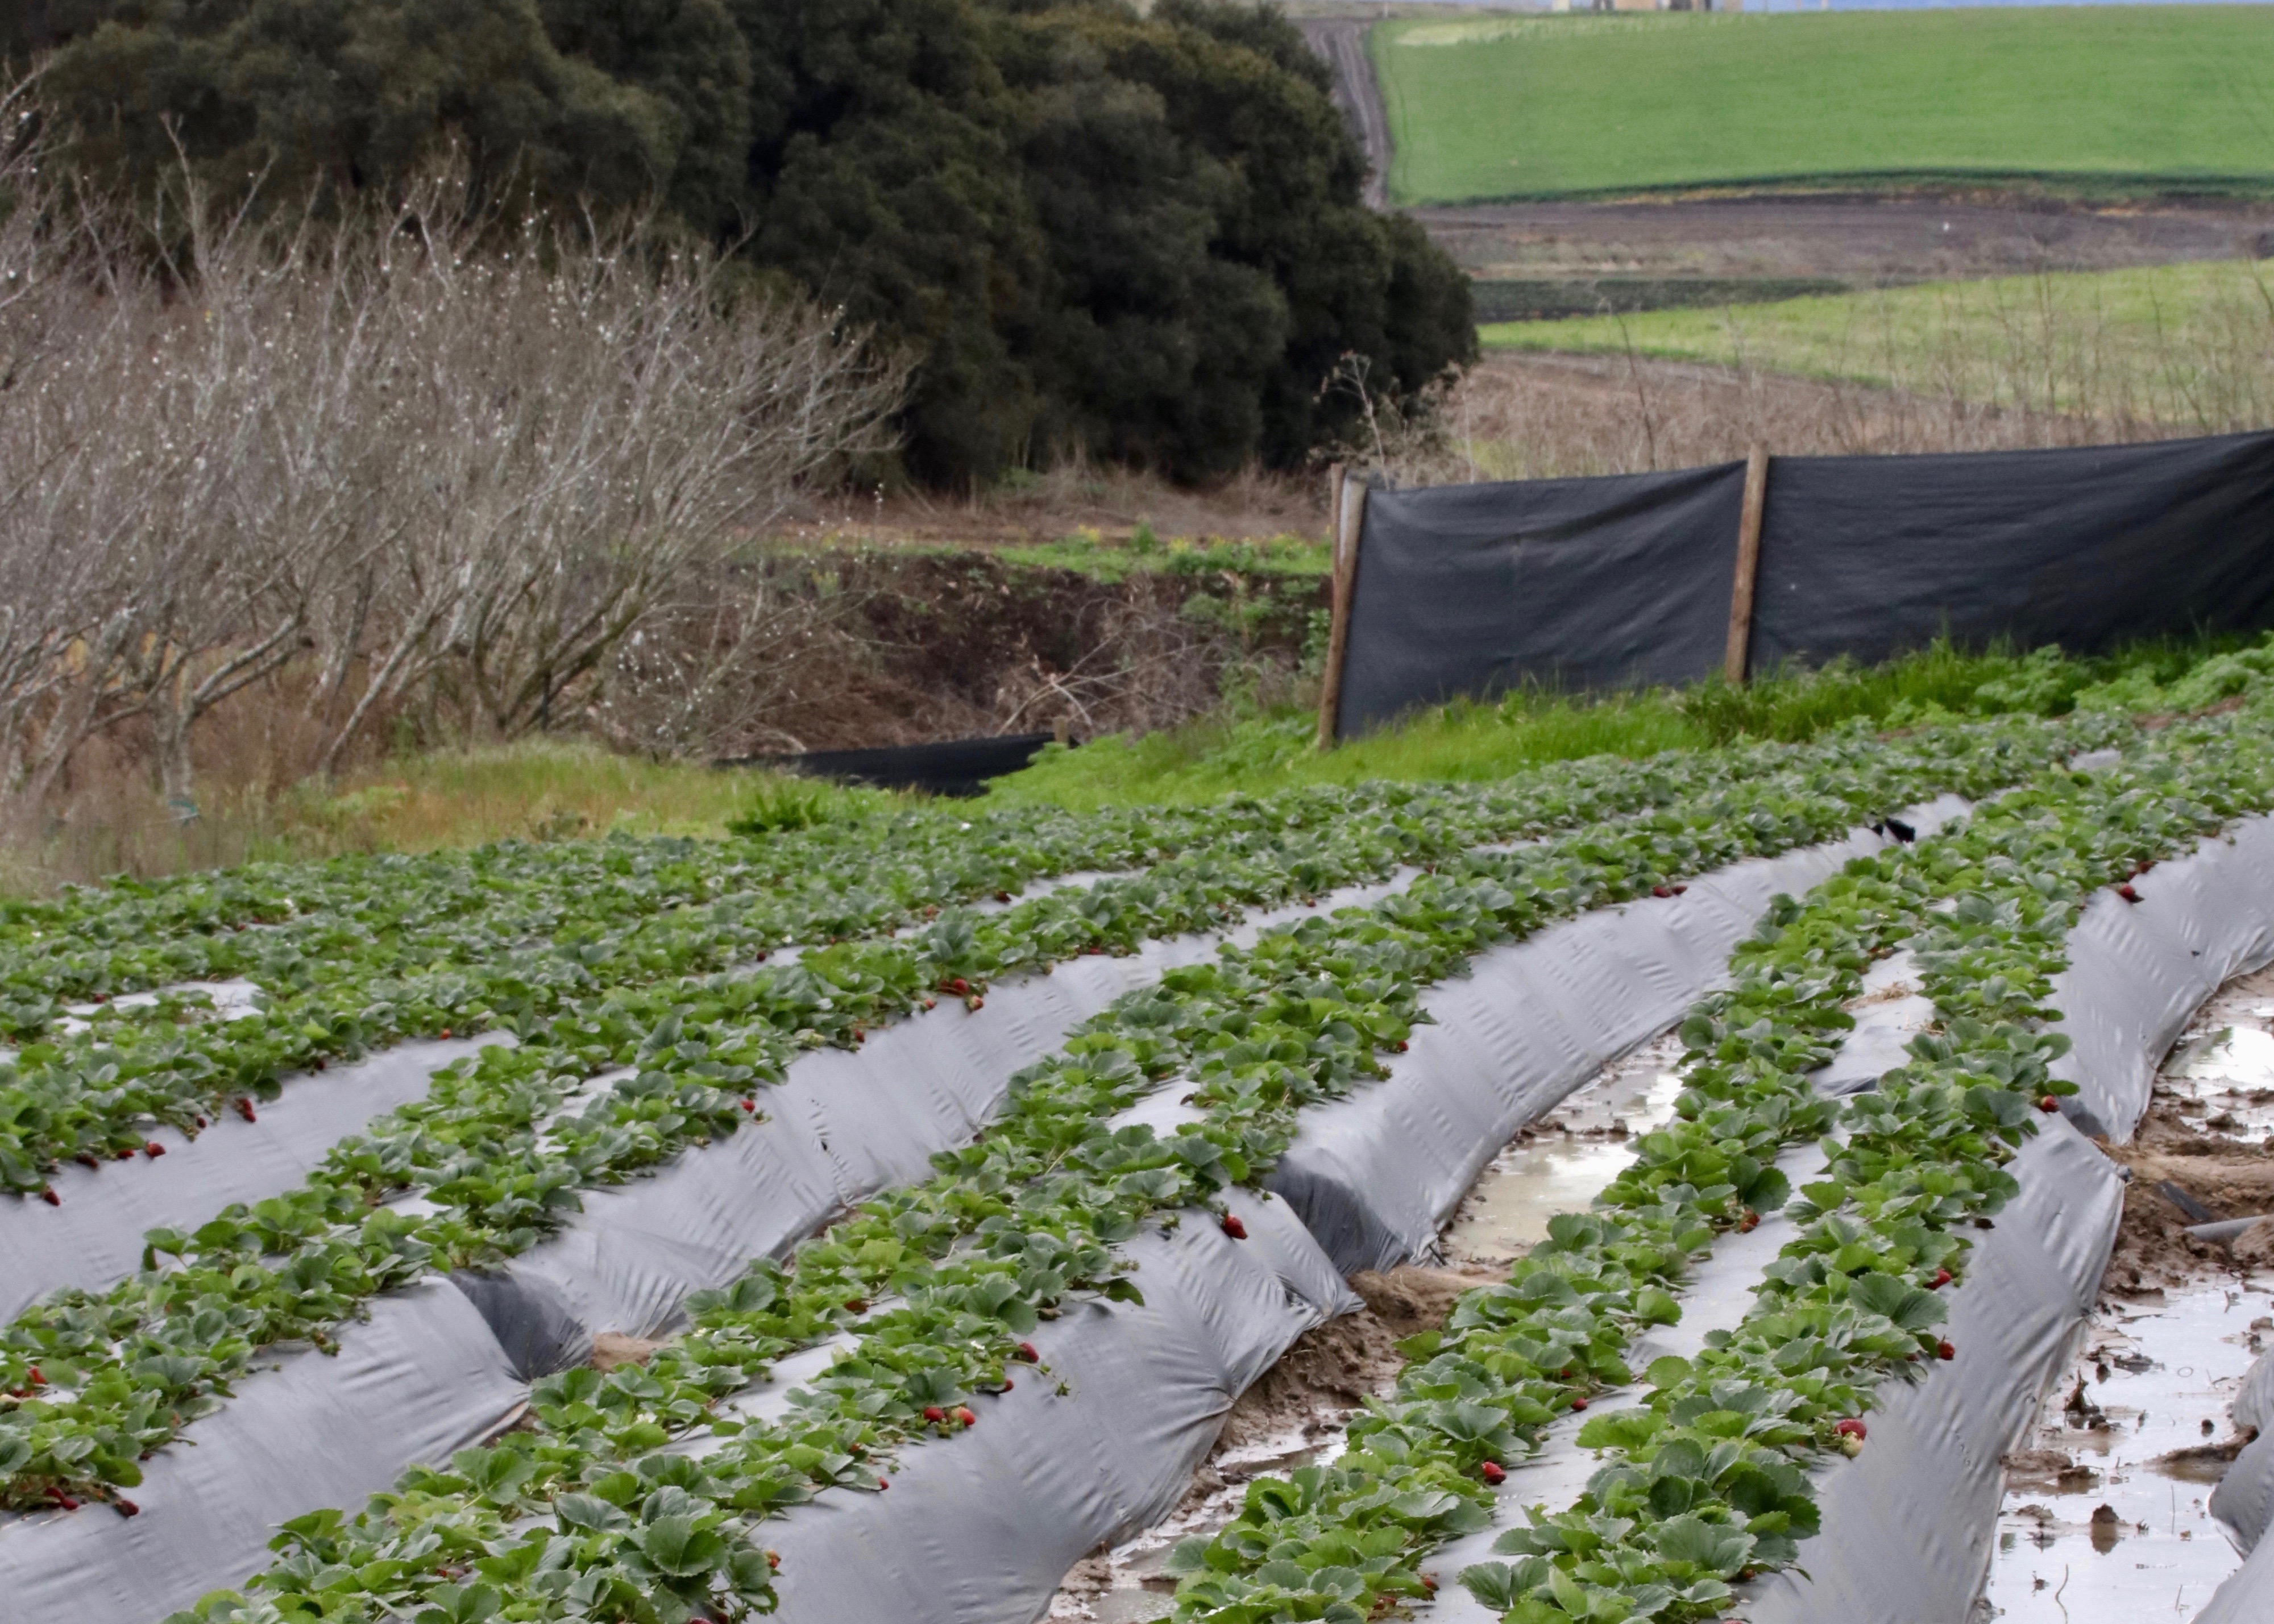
xmin=1983 ymin=963 xmax=2274 ymax=1619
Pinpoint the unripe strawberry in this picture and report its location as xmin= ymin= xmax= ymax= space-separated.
xmin=1839 ymin=1435 xmax=1864 ymax=1459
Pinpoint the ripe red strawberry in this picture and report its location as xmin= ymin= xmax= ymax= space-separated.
xmin=1570 ymin=1398 xmax=1588 ymax=1411
xmin=1737 ymin=1209 xmax=1760 ymax=1233
xmin=1931 ymin=1268 xmax=1952 ymax=1289
xmin=314 ymin=1058 xmax=326 ymax=1071
xmin=1221 ymin=1214 xmax=1248 ymax=1240
xmin=38 ymin=1187 xmax=57 ymax=1206
xmin=2115 ymin=883 xmax=2140 ymax=904
xmin=1651 ymin=885 xmax=1672 ymax=899
xmin=994 ymin=890 xmax=1012 ymax=904
xmin=1015 ymin=1341 xmax=1039 ymax=1363
xmin=113 ymin=1498 xmax=138 ymax=1518
xmin=439 ymin=1028 xmax=453 ymax=1040
xmin=922 ymin=1406 xmax=946 ymax=1424
xmin=114 ymin=1148 xmax=134 ymax=1161
xmin=953 ymin=1406 xmax=976 ymax=1427
xmin=144 ymin=1141 xmax=164 ymax=1158
xmin=1393 ymin=1040 xmax=1408 ymax=1053
xmin=1834 ymin=1418 xmax=1866 ymax=1440
xmin=56 ymin=1494 xmax=77 ymax=1511
xmin=235 ymin=1098 xmax=256 ymax=1122
xmin=193 ymin=1116 xmax=206 ymax=1128
xmin=1671 ymin=884 xmax=1688 ymax=895
xmin=2134 ymin=859 xmax=2157 ymax=877
xmin=29 ymin=1367 xmax=45 ymax=1386
xmin=877 ymin=1477 xmax=890 ymax=1490
xmin=740 ymin=1099 xmax=756 ymax=1112
xmin=73 ymin=1154 xmax=96 ymax=1170
xmin=1937 ymin=1340 xmax=1956 ymax=1361
xmin=844 ymin=1298 xmax=869 ymax=1314
xmin=1420 ymin=1575 xmax=1437 ymax=1593
xmin=923 ymin=999 xmax=936 ymax=1011
xmin=2037 ymin=1095 xmax=2060 ymax=1114
xmin=765 ymin=1550 xmax=781 ymax=1571
xmin=1479 ymin=1461 xmax=1505 ymax=1485
xmin=999 ymin=1379 xmax=1012 ymax=1392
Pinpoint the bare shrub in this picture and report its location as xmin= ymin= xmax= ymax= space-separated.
xmin=0 ymin=85 xmax=906 ymax=827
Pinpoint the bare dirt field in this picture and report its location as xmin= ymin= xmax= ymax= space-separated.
xmin=1420 ymin=190 xmax=2274 ymax=287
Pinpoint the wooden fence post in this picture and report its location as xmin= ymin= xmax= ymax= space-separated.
xmin=1723 ymin=443 xmax=1771 ymax=685
xmin=1316 ymin=467 xmax=1367 ymax=750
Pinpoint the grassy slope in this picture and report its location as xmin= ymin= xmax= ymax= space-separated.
xmin=1375 ymin=7 xmax=2274 ymax=203
xmin=981 ymin=636 xmax=2244 ymax=811
xmin=1478 ymin=258 xmax=2274 ymax=413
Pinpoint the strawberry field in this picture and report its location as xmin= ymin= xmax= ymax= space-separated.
xmin=10 ymin=648 xmax=2274 ymax=1623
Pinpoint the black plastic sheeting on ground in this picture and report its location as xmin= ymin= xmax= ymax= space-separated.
xmin=724 ymin=732 xmax=1065 ymax=797
xmin=1337 ymin=430 xmax=2274 ymax=734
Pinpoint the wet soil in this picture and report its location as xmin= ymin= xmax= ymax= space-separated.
xmin=1044 ymin=1035 xmax=1690 ymax=1622
xmin=1983 ymin=964 xmax=2274 ymax=1621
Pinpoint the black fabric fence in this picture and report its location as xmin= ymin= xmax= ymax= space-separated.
xmin=1334 ymin=430 xmax=2274 ymax=737
xmin=724 ymin=732 xmax=1063 ymax=798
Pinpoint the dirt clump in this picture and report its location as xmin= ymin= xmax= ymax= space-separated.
xmin=592 ymin=1332 xmax=665 ymax=1370
xmin=2003 ymin=1448 xmax=2102 ymax=1493
xmin=2094 ymin=1096 xmax=2274 ymax=1292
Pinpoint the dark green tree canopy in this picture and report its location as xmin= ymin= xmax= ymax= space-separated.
xmin=31 ymin=0 xmax=1474 ymax=484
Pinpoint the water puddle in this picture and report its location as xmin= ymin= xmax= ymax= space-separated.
xmin=1437 ymin=1032 xmax=1687 ymax=1268
xmin=1981 ymin=1285 xmax=2271 ymax=1621
xmin=1981 ymin=961 xmax=2274 ymax=1620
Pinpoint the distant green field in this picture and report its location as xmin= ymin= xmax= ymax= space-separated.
xmin=1479 ymin=258 xmax=2274 ymax=419
xmin=1374 ymin=7 xmax=2274 ymax=203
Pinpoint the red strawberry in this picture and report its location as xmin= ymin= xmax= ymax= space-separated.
xmin=113 ymin=1498 xmax=138 ymax=1518
xmin=1937 ymin=1340 xmax=1956 ymax=1361
xmin=968 ymin=996 xmax=984 ymax=1011
xmin=922 ymin=1406 xmax=946 ymax=1424
xmin=844 ymin=1298 xmax=869 ymax=1315
xmin=2115 ymin=884 xmax=2140 ymax=904
xmin=1738 ymin=1209 xmax=1760 ymax=1233
xmin=114 ymin=1148 xmax=133 ymax=1161
xmin=740 ymin=1099 xmax=756 ymax=1112
xmin=1651 ymin=885 xmax=1672 ymax=899
xmin=2133 ymin=859 xmax=2156 ymax=877
xmin=765 ymin=1550 xmax=781 ymax=1571
xmin=1479 ymin=1461 xmax=1505 ymax=1485
xmin=994 ymin=891 xmax=1012 ymax=904
xmin=877 ymin=1477 xmax=890 ymax=1490
xmin=1421 ymin=1575 xmax=1438 ymax=1593
xmin=144 ymin=1141 xmax=164 ymax=1158
xmin=314 ymin=1058 xmax=326 ymax=1072
xmin=1671 ymin=884 xmax=1688 ymax=895
xmin=38 ymin=1187 xmax=57 ymax=1206
xmin=999 ymin=1380 xmax=1012 ymax=1392
xmin=923 ymin=999 xmax=936 ymax=1011
xmin=438 ymin=1028 xmax=453 ymax=1039
xmin=29 ymin=1367 xmax=45 ymax=1386
xmin=1393 ymin=1040 xmax=1408 ymax=1053
xmin=1221 ymin=1214 xmax=1248 ymax=1240
xmin=193 ymin=1116 xmax=206 ymax=1128
xmin=56 ymin=1494 xmax=77 ymax=1511
xmin=1835 ymin=1418 xmax=1866 ymax=1440
xmin=953 ymin=1406 xmax=976 ymax=1427
xmin=235 ymin=1098 xmax=256 ymax=1122
xmin=1015 ymin=1341 xmax=1039 ymax=1363
xmin=1931 ymin=1269 xmax=1952 ymax=1289
xmin=1570 ymin=1398 xmax=1588 ymax=1411
xmin=72 ymin=1154 xmax=96 ymax=1170
xmin=2038 ymin=1095 xmax=2060 ymax=1114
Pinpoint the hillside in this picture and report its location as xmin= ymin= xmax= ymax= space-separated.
xmin=1374 ymin=7 xmax=2274 ymax=204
